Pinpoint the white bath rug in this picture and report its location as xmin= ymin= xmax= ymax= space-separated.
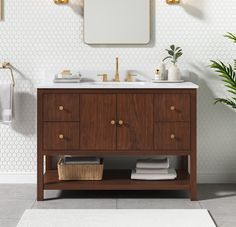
xmin=17 ymin=209 xmax=216 ymax=227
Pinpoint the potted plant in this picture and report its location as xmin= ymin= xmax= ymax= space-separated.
xmin=210 ymin=33 xmax=236 ymax=108
xmin=163 ymin=45 xmax=183 ymax=81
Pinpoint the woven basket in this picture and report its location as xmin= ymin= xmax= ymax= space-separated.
xmin=57 ymin=158 xmax=103 ymax=181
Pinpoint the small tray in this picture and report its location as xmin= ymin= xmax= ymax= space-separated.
xmin=152 ymin=79 xmax=184 ymax=83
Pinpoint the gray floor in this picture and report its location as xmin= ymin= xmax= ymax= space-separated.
xmin=1 ymin=185 xmax=236 ymax=227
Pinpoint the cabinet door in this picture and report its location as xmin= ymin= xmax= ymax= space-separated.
xmin=117 ymin=94 xmax=154 ymax=150
xmin=80 ymin=94 xmax=116 ymax=150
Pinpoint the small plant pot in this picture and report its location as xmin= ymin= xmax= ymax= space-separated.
xmin=168 ymin=64 xmax=181 ymax=81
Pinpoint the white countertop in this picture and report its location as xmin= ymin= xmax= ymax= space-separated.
xmin=37 ymin=81 xmax=199 ymax=89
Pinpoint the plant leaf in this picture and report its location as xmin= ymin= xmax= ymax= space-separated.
xmin=214 ymin=98 xmax=236 ymax=108
xmin=162 ymin=56 xmax=172 ymax=62
xmin=175 ymin=47 xmax=181 ymax=51
xmin=210 ymin=59 xmax=236 ymax=108
xmin=170 ymin=45 xmax=175 ymax=51
xmin=224 ymin=32 xmax=236 ymax=43
xmin=175 ymin=52 xmax=183 ymax=59
xmin=166 ymin=50 xmax=174 ymax=56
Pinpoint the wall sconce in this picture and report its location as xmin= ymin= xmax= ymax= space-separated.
xmin=166 ymin=0 xmax=180 ymax=4
xmin=54 ymin=0 xmax=69 ymax=4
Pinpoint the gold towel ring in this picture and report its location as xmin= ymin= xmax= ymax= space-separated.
xmin=0 ymin=62 xmax=15 ymax=87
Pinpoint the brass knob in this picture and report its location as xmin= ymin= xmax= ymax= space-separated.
xmin=58 ymin=134 xmax=64 ymax=139
xmin=118 ymin=120 xmax=124 ymax=125
xmin=170 ymin=106 xmax=175 ymax=111
xmin=110 ymin=120 xmax=116 ymax=125
xmin=170 ymin=134 xmax=175 ymax=139
xmin=59 ymin=106 xmax=64 ymax=111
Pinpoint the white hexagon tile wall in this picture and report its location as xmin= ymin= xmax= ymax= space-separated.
xmin=0 ymin=0 xmax=236 ymax=183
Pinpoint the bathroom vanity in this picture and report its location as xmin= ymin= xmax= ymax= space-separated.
xmin=37 ymin=82 xmax=198 ymax=201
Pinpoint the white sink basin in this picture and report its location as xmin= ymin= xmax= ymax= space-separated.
xmin=91 ymin=81 xmax=147 ymax=85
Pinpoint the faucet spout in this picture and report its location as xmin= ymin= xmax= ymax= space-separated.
xmin=114 ymin=57 xmax=120 ymax=82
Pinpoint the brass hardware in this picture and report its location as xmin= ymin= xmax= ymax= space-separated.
xmin=0 ymin=62 xmax=15 ymax=87
xmin=59 ymin=134 xmax=64 ymax=139
xmin=59 ymin=106 xmax=64 ymax=111
xmin=110 ymin=120 xmax=116 ymax=125
xmin=170 ymin=134 xmax=175 ymax=139
xmin=166 ymin=0 xmax=180 ymax=4
xmin=170 ymin=106 xmax=175 ymax=111
xmin=118 ymin=120 xmax=124 ymax=125
xmin=114 ymin=57 xmax=120 ymax=82
xmin=126 ymin=73 xmax=137 ymax=82
xmin=54 ymin=0 xmax=69 ymax=4
xmin=98 ymin=74 xmax=108 ymax=82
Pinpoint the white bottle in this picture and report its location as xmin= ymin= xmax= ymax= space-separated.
xmin=159 ymin=63 xmax=167 ymax=80
xmin=154 ymin=69 xmax=161 ymax=80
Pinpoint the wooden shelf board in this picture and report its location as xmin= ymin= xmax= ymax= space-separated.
xmin=43 ymin=151 xmax=191 ymax=156
xmin=44 ymin=169 xmax=190 ymax=190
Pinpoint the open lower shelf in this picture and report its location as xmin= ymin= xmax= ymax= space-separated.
xmin=44 ymin=169 xmax=190 ymax=190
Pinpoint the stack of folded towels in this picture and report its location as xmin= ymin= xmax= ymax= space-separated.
xmin=131 ymin=158 xmax=177 ymax=180
xmin=54 ymin=70 xmax=81 ymax=83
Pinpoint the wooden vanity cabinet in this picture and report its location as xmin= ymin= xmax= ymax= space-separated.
xmin=37 ymin=89 xmax=197 ymax=201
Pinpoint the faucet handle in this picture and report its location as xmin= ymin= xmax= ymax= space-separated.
xmin=97 ymin=74 xmax=108 ymax=82
xmin=126 ymin=73 xmax=137 ymax=82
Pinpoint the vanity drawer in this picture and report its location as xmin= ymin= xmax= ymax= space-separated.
xmin=154 ymin=122 xmax=190 ymax=151
xmin=43 ymin=94 xmax=80 ymax=121
xmin=154 ymin=94 xmax=190 ymax=122
xmin=43 ymin=122 xmax=80 ymax=150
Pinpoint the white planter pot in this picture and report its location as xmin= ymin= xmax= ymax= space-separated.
xmin=168 ymin=64 xmax=181 ymax=81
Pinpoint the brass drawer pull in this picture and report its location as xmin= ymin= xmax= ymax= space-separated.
xmin=58 ymin=134 xmax=64 ymax=139
xmin=110 ymin=120 xmax=116 ymax=125
xmin=59 ymin=106 xmax=64 ymax=111
xmin=170 ymin=134 xmax=175 ymax=139
xmin=170 ymin=106 xmax=175 ymax=111
xmin=118 ymin=120 xmax=124 ymax=125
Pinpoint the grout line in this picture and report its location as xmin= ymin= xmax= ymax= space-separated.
xmin=198 ymin=201 xmax=204 ymax=209
xmin=30 ymin=199 xmax=36 ymax=209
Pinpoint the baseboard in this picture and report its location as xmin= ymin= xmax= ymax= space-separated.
xmin=0 ymin=173 xmax=36 ymax=184
xmin=198 ymin=172 xmax=236 ymax=183
xmin=0 ymin=172 xmax=236 ymax=184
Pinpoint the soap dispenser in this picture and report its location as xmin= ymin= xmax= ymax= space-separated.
xmin=155 ymin=69 xmax=161 ymax=81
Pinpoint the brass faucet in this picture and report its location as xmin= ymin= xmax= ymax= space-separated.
xmin=126 ymin=72 xmax=137 ymax=82
xmin=114 ymin=57 xmax=120 ymax=82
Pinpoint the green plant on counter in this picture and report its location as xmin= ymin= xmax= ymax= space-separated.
xmin=163 ymin=45 xmax=183 ymax=64
xmin=210 ymin=32 xmax=236 ymax=109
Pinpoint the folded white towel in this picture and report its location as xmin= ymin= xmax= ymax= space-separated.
xmin=135 ymin=168 xmax=169 ymax=174
xmin=131 ymin=169 xmax=177 ymax=180
xmin=0 ymin=83 xmax=13 ymax=124
xmin=136 ymin=158 xmax=169 ymax=169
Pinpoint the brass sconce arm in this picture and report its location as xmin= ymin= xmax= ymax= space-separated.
xmin=166 ymin=0 xmax=180 ymax=4
xmin=54 ymin=0 xmax=69 ymax=4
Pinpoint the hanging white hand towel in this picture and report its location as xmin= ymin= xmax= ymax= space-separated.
xmin=0 ymin=83 xmax=13 ymax=124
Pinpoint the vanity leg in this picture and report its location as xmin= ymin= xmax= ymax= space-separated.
xmin=190 ymin=90 xmax=197 ymax=201
xmin=190 ymin=152 xmax=197 ymax=201
xmin=46 ymin=155 xmax=53 ymax=170
xmin=180 ymin=156 xmax=188 ymax=170
xmin=37 ymin=153 xmax=44 ymax=201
